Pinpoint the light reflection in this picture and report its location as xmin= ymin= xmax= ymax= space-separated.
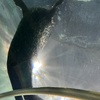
xmin=31 ymin=58 xmax=74 ymax=100
xmin=32 ymin=60 xmax=42 ymax=74
xmin=32 ymin=58 xmax=44 ymax=87
xmin=3 ymin=41 xmax=9 ymax=55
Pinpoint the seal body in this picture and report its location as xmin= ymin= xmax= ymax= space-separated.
xmin=7 ymin=0 xmax=63 ymax=100
xmin=7 ymin=8 xmax=54 ymax=100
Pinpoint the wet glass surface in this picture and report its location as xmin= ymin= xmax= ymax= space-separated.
xmin=0 ymin=0 xmax=100 ymax=100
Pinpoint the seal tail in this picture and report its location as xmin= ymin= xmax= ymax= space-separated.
xmin=13 ymin=0 xmax=29 ymax=15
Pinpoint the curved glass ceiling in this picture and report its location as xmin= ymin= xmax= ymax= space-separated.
xmin=0 ymin=0 xmax=100 ymax=100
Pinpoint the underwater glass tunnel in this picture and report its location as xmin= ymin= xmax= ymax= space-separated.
xmin=0 ymin=0 xmax=100 ymax=100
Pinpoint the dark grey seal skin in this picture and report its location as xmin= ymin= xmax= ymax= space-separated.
xmin=7 ymin=0 xmax=63 ymax=100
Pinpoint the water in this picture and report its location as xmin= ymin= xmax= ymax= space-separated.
xmin=0 ymin=0 xmax=100 ymax=100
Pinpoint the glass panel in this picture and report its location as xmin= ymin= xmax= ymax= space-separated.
xmin=0 ymin=0 xmax=100 ymax=100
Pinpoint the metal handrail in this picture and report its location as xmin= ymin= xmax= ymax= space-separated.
xmin=0 ymin=87 xmax=100 ymax=99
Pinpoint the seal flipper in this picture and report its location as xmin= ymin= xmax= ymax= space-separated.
xmin=13 ymin=0 xmax=29 ymax=15
xmin=52 ymin=0 xmax=64 ymax=9
xmin=50 ymin=0 xmax=64 ymax=16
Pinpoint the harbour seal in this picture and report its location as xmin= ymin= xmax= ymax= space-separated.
xmin=7 ymin=0 xmax=64 ymax=100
